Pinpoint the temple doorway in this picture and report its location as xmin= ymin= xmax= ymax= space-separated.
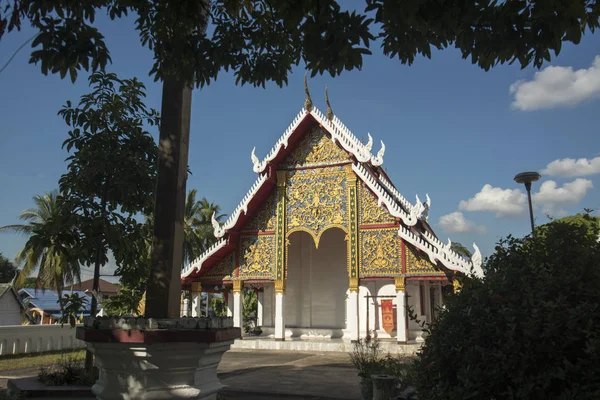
xmin=285 ymin=228 xmax=347 ymax=332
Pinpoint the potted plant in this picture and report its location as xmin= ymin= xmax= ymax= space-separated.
xmin=349 ymin=338 xmax=382 ymax=400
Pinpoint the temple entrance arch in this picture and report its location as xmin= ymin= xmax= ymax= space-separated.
xmin=285 ymin=227 xmax=347 ymax=336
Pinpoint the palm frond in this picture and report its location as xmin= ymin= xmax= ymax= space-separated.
xmin=0 ymin=224 xmax=32 ymax=235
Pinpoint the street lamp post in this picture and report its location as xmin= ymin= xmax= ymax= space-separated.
xmin=514 ymin=171 xmax=541 ymax=237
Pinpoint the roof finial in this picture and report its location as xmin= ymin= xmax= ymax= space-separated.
xmin=325 ymin=85 xmax=333 ymax=121
xmin=304 ymin=72 xmax=313 ymax=112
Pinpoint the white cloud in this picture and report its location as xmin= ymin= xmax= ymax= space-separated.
xmin=459 ymin=184 xmax=527 ymax=217
xmin=510 ymin=56 xmax=600 ymax=111
xmin=438 ymin=212 xmax=486 ymax=234
xmin=541 ymin=156 xmax=600 ymax=177
xmin=533 ymin=179 xmax=593 ymax=212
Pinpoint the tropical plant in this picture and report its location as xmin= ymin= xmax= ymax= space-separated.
xmin=0 ymin=252 xmax=18 ymax=283
xmin=412 ymin=217 xmax=600 ymax=399
xmin=210 ymin=295 xmax=227 ymax=317
xmin=102 ymin=287 xmax=144 ymax=317
xmin=58 ymin=292 xmax=89 ymax=327
xmin=58 ymin=70 xmax=158 ymax=317
xmin=242 ymin=288 xmax=258 ymax=333
xmin=0 ymin=192 xmax=80 ymax=296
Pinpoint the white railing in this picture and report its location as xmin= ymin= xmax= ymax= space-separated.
xmin=0 ymin=324 xmax=85 ymax=356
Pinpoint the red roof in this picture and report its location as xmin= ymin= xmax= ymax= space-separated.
xmin=65 ymin=279 xmax=120 ymax=294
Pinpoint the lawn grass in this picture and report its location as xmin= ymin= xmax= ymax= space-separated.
xmin=0 ymin=349 xmax=85 ymax=372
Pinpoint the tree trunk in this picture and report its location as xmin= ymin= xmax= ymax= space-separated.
xmin=145 ymin=77 xmax=192 ymax=318
xmin=86 ymin=182 xmax=109 ymax=376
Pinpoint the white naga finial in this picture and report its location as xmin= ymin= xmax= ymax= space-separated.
xmin=211 ymin=212 xmax=221 ymax=235
xmin=425 ymin=193 xmax=431 ymax=209
xmin=365 ymin=133 xmax=373 ymax=152
xmin=371 ymin=141 xmax=385 ymax=167
xmin=471 ymin=243 xmax=484 ymax=278
xmin=446 ymin=238 xmax=452 ymax=249
xmin=251 ymin=147 xmax=259 ymax=166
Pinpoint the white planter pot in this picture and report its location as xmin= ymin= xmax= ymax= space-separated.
xmin=78 ymin=318 xmax=240 ymax=400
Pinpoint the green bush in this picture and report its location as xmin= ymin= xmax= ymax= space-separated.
xmin=413 ymin=215 xmax=600 ymax=399
xmin=38 ymin=355 xmax=94 ymax=386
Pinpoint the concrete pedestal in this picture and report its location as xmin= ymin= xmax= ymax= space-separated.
xmin=77 ymin=318 xmax=240 ymax=400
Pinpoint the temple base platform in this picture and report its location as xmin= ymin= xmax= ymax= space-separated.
xmin=232 ymin=336 xmax=421 ymax=355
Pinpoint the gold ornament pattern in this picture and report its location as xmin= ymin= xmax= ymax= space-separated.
xmin=281 ymin=127 xmax=349 ymax=169
xmin=406 ymin=245 xmax=441 ymax=275
xmin=239 ymin=235 xmax=275 ymax=279
xmin=346 ymin=165 xmax=359 ymax=279
xmin=360 ymin=229 xmax=401 ymax=276
xmin=242 ymin=191 xmax=276 ymax=232
xmin=286 ymin=167 xmax=347 ymax=246
xmin=359 ymin=183 xmax=396 ymax=225
xmin=204 ymin=252 xmax=235 ymax=280
xmin=275 ymin=171 xmax=287 ymax=280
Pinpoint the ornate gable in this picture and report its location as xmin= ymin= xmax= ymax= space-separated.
xmin=360 ymin=228 xmax=401 ymax=276
xmin=242 ymin=191 xmax=276 ymax=232
xmin=280 ymin=126 xmax=349 ymax=169
xmin=286 ymin=166 xmax=347 ymax=247
xmin=203 ymin=252 xmax=235 ymax=280
xmin=182 ymin=102 xmax=484 ymax=283
xmin=406 ymin=244 xmax=443 ymax=276
xmin=238 ymin=235 xmax=275 ymax=279
xmin=359 ymin=182 xmax=397 ymax=225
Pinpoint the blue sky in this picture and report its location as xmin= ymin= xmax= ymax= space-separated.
xmin=1 ymin=11 xmax=600 ymax=282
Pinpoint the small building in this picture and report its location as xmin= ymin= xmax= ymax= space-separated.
xmin=65 ymin=278 xmax=120 ymax=302
xmin=180 ymin=91 xmax=484 ymax=345
xmin=19 ymin=288 xmax=91 ymax=325
xmin=0 ymin=284 xmax=28 ymax=326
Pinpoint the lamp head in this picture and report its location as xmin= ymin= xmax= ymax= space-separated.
xmin=514 ymin=171 xmax=541 ymax=185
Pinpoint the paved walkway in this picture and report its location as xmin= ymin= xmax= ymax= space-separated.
xmin=0 ymin=349 xmax=361 ymax=399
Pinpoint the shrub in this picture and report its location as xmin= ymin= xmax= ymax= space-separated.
xmin=413 ymin=215 xmax=600 ymax=399
xmin=350 ymin=338 xmax=417 ymax=398
xmin=38 ymin=355 xmax=94 ymax=386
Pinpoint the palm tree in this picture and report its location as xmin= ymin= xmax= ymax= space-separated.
xmin=183 ymin=190 xmax=226 ymax=263
xmin=195 ymin=196 xmax=226 ymax=253
xmin=0 ymin=192 xmax=81 ymax=297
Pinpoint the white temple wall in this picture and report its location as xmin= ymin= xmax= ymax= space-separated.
xmin=407 ymin=282 xmax=423 ymax=332
xmin=285 ymin=229 xmax=347 ymax=330
xmin=358 ymin=280 xmax=396 ymax=339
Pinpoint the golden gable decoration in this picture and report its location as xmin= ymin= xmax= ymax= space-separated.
xmin=359 ymin=182 xmax=396 ymax=225
xmin=406 ymin=244 xmax=442 ymax=275
xmin=242 ymin=191 xmax=276 ymax=232
xmin=239 ymin=235 xmax=275 ymax=279
xmin=360 ymin=228 xmax=401 ymax=276
xmin=280 ymin=127 xmax=349 ymax=169
xmin=204 ymin=252 xmax=235 ymax=280
xmin=286 ymin=167 xmax=347 ymax=247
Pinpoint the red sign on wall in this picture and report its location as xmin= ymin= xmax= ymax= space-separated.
xmin=381 ymin=299 xmax=394 ymax=334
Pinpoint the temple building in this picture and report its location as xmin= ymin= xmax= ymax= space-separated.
xmin=180 ymin=86 xmax=483 ymax=344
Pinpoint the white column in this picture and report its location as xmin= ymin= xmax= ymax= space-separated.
xmin=423 ymin=281 xmax=432 ymax=323
xmin=227 ymin=292 xmax=233 ymax=317
xmin=233 ymin=286 xmax=243 ymax=328
xmin=396 ymin=289 xmax=407 ymax=343
xmin=182 ymin=298 xmax=189 ymax=317
xmin=347 ymin=290 xmax=359 ymax=342
xmin=274 ymin=292 xmax=285 ymax=340
xmin=257 ymin=290 xmax=264 ymax=327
